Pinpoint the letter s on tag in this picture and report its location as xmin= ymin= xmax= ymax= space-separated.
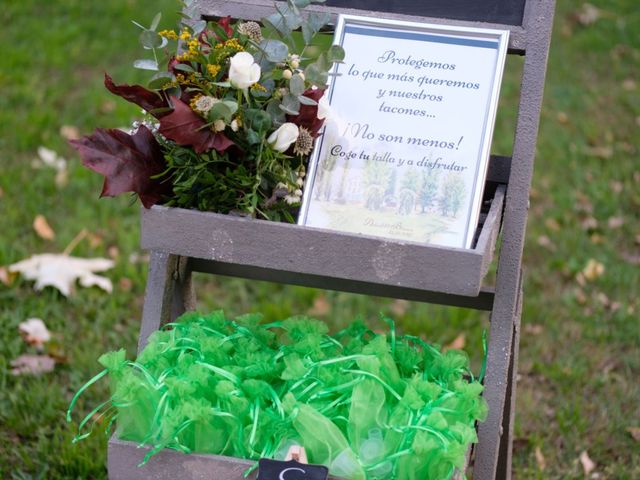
xmin=280 ymin=467 xmax=306 ymax=480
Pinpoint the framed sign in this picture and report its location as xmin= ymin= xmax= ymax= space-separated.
xmin=298 ymin=16 xmax=509 ymax=249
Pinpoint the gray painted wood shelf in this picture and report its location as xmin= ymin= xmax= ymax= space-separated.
xmin=140 ymin=185 xmax=504 ymax=303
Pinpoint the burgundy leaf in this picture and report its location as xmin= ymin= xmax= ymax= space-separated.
xmin=218 ymin=16 xmax=233 ymax=37
xmin=158 ymin=97 xmax=234 ymax=154
xmin=287 ymin=88 xmax=326 ymax=138
xmin=70 ymin=126 xmax=171 ymax=208
xmin=104 ymin=73 xmax=170 ymax=118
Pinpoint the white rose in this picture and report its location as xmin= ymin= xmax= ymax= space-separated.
xmin=267 ymin=123 xmax=299 ymax=153
xmin=317 ymin=94 xmax=331 ymax=120
xmin=228 ymin=52 xmax=261 ymax=89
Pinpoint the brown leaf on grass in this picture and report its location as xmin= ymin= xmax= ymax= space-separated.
xmin=390 ymin=299 xmax=409 ymax=316
xmin=581 ymin=259 xmax=605 ymax=282
xmin=622 ymin=79 xmax=637 ymax=91
xmin=576 ymin=4 xmax=601 ymax=26
xmin=620 ymin=252 xmax=640 ymax=266
xmin=556 ymin=111 xmax=569 ymax=124
xmin=537 ymin=235 xmax=556 ymax=251
xmin=107 ymin=246 xmax=120 ymax=260
xmin=524 ymin=323 xmax=544 ymax=335
xmin=33 ymin=214 xmax=56 ymax=240
xmin=607 ymin=216 xmax=625 ymax=229
xmin=0 ymin=266 xmax=17 ymax=286
xmin=579 ymin=450 xmax=596 ymax=475
xmin=87 ymin=232 xmax=104 ymax=249
xmin=545 ymin=218 xmax=561 ymax=231
xmin=158 ymin=97 xmax=234 ymax=154
xmin=534 ymin=446 xmax=546 ymax=471
xmin=445 ymin=333 xmax=466 ymax=351
xmin=609 ymin=180 xmax=623 ymax=194
xmin=60 ymin=125 xmax=81 ymax=141
xmin=118 ymin=277 xmax=134 ymax=292
xmin=307 ymin=295 xmax=330 ymax=316
xmin=585 ymin=145 xmax=613 ymax=159
xmin=10 ymin=354 xmax=56 ymax=376
xmin=627 ymin=427 xmax=640 ymax=442
xmin=70 ymin=125 xmax=172 ymax=208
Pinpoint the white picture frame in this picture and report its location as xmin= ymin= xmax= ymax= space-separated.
xmin=298 ymin=15 xmax=509 ymax=249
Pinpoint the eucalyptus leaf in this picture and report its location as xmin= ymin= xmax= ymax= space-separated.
xmin=289 ymin=74 xmax=305 ymax=96
xmin=280 ymin=94 xmax=301 ymax=115
xmin=297 ymin=95 xmax=318 ymax=106
xmin=191 ymin=20 xmax=207 ymax=35
xmin=276 ymin=4 xmax=303 ymax=31
xmin=304 ymin=62 xmax=328 ymax=86
xmin=209 ymin=102 xmax=234 ymax=122
xmin=150 ymin=12 xmax=162 ymax=31
xmin=221 ymin=100 xmax=239 ymax=116
xmin=139 ymin=30 xmax=166 ymax=50
xmin=293 ymin=0 xmax=312 ymax=7
xmin=245 ymin=109 xmax=272 ymax=133
xmin=131 ymin=20 xmax=147 ymax=30
xmin=133 ymin=59 xmax=159 ymax=71
xmin=328 ymin=45 xmax=346 ymax=63
xmin=266 ymin=100 xmax=287 ymax=125
xmin=259 ymin=39 xmax=289 ymax=63
xmin=212 ymin=81 xmax=231 ymax=88
xmin=148 ymin=71 xmax=174 ymax=89
xmin=173 ymin=63 xmax=195 ymax=73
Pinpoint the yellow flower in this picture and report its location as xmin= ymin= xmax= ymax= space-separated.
xmin=159 ymin=29 xmax=178 ymax=40
xmin=206 ymin=64 xmax=221 ymax=77
xmin=179 ymin=29 xmax=192 ymax=41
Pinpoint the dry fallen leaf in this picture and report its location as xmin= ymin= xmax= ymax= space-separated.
xmin=18 ymin=318 xmax=51 ymax=347
xmin=118 ymin=277 xmax=134 ymax=292
xmin=534 ymin=446 xmax=546 ymax=471
xmin=33 ymin=214 xmax=56 ymax=241
xmin=621 ymin=252 xmax=640 ymax=266
xmin=622 ymin=79 xmax=637 ymax=91
xmin=557 ymin=111 xmax=569 ymax=124
xmin=391 ymin=299 xmax=409 ymax=316
xmin=585 ymin=145 xmax=613 ymax=159
xmin=445 ymin=333 xmax=466 ymax=351
xmin=627 ymin=426 xmax=640 ymax=442
xmin=581 ymin=259 xmax=605 ymax=282
xmin=537 ymin=235 xmax=556 ymax=251
xmin=8 ymin=253 xmax=114 ymax=296
xmin=545 ymin=218 xmax=561 ymax=231
xmin=579 ymin=450 xmax=596 ymax=475
xmin=60 ymin=125 xmax=81 ymax=141
xmin=35 ymin=146 xmax=68 ymax=188
xmin=576 ymin=3 xmax=601 ymax=25
xmin=307 ymin=295 xmax=331 ymax=316
xmin=0 ymin=266 xmax=17 ymax=286
xmin=524 ymin=323 xmax=544 ymax=335
xmin=607 ymin=216 xmax=625 ymax=229
xmin=10 ymin=354 xmax=56 ymax=376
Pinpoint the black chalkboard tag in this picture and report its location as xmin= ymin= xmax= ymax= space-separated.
xmin=256 ymin=459 xmax=329 ymax=480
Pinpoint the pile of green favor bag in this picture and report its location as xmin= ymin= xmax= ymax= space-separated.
xmin=68 ymin=311 xmax=487 ymax=479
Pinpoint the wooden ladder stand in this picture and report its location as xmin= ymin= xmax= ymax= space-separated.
xmin=108 ymin=0 xmax=556 ymax=478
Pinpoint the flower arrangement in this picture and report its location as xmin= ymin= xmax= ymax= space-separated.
xmin=71 ymin=0 xmax=343 ymax=222
xmin=68 ymin=311 xmax=487 ymax=479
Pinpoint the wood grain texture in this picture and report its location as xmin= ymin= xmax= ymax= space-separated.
xmin=325 ymin=0 xmax=526 ymax=26
xmin=140 ymin=193 xmax=504 ymax=297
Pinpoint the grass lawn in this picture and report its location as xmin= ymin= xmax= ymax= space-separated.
xmin=1 ymin=0 xmax=638 ymax=478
